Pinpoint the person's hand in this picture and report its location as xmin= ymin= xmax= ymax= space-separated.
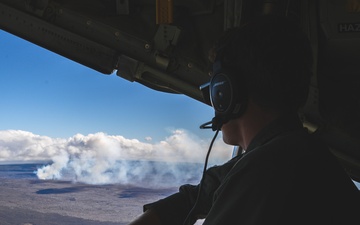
xmin=127 ymin=209 xmax=162 ymax=225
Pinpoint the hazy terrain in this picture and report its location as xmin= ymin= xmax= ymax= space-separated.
xmin=0 ymin=177 xmax=176 ymax=225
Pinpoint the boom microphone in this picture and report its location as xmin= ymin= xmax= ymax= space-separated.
xmin=199 ymin=116 xmax=225 ymax=131
xmin=199 ymin=120 xmax=212 ymax=129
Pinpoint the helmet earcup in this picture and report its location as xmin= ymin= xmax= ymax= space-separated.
xmin=210 ymin=65 xmax=247 ymax=122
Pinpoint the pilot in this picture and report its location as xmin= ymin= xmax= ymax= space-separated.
xmin=128 ymin=15 xmax=359 ymax=225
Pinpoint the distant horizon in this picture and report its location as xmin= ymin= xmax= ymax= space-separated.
xmin=1 ymin=161 xmax=359 ymax=190
xmin=0 ymin=129 xmax=232 ymax=187
xmin=0 ymin=159 xmax=204 ymax=188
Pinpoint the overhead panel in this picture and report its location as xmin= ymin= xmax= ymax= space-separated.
xmin=0 ymin=1 xmax=117 ymax=74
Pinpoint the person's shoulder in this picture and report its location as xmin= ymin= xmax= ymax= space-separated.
xmin=249 ymin=128 xmax=322 ymax=160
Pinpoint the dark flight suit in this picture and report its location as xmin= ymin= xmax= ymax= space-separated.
xmin=144 ymin=114 xmax=360 ymax=225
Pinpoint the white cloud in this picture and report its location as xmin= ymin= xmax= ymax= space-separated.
xmin=145 ymin=136 xmax=152 ymax=141
xmin=0 ymin=130 xmax=66 ymax=162
xmin=0 ymin=129 xmax=233 ymax=187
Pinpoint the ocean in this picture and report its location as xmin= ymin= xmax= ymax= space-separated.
xmin=0 ymin=163 xmax=45 ymax=180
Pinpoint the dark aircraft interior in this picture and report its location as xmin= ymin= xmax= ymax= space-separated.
xmin=1 ymin=0 xmax=360 ymax=185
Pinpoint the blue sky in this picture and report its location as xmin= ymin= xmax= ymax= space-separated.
xmin=0 ymin=29 xmax=234 ymax=182
xmin=0 ymin=29 xmax=216 ymax=142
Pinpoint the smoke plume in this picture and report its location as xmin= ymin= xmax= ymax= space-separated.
xmin=0 ymin=130 xmax=233 ymax=187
